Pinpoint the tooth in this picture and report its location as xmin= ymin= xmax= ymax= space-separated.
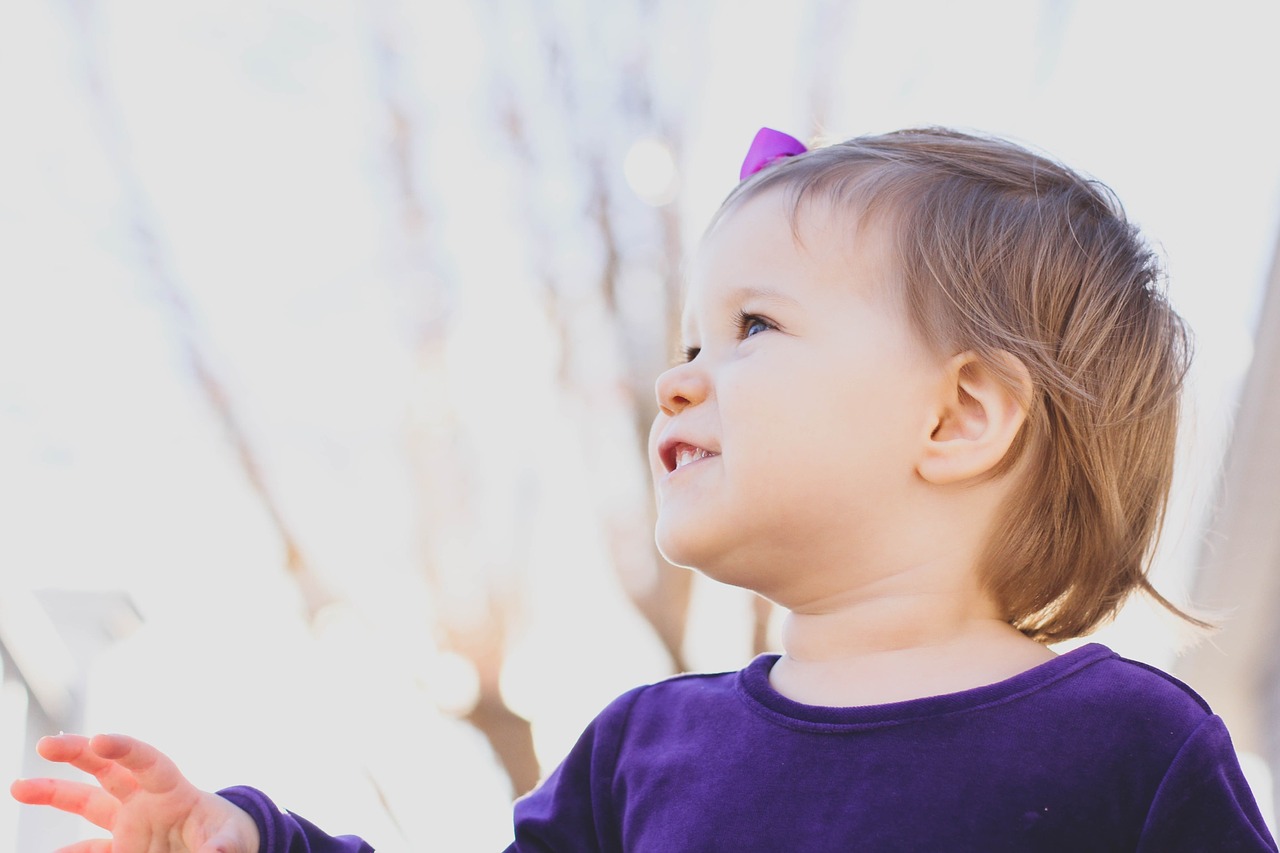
xmin=673 ymin=445 xmax=716 ymax=470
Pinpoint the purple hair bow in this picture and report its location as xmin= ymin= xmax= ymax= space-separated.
xmin=739 ymin=127 xmax=808 ymax=180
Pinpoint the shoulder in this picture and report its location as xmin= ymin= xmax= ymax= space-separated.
xmin=578 ymin=662 xmax=754 ymax=748
xmin=516 ymin=666 xmax=747 ymax=806
xmin=1062 ymin=644 xmax=1212 ymax=720
xmin=1025 ymin=644 xmax=1220 ymax=762
xmin=600 ymin=666 xmax=743 ymax=716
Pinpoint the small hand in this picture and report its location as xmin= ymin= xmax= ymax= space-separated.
xmin=11 ymin=733 xmax=260 ymax=853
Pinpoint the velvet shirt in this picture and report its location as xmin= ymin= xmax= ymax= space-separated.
xmin=221 ymin=643 xmax=1277 ymax=852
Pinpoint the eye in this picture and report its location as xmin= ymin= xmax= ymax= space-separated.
xmin=734 ymin=310 xmax=775 ymax=340
xmin=680 ymin=345 xmax=700 ymax=363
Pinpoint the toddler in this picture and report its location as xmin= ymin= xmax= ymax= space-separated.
xmin=12 ymin=127 xmax=1279 ymax=852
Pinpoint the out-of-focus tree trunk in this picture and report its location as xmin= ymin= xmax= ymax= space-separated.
xmin=751 ymin=596 xmax=774 ymax=658
xmin=491 ymin=84 xmax=695 ymax=674
xmin=63 ymin=0 xmax=334 ymax=623
xmin=1177 ymin=224 xmax=1280 ymax=825
xmin=477 ymin=2 xmax=712 ymax=676
xmin=583 ymin=161 xmax=694 ymax=673
xmin=367 ymin=0 xmax=539 ymax=796
xmin=803 ymin=0 xmax=852 ymax=137
xmin=458 ymin=609 xmax=541 ymax=797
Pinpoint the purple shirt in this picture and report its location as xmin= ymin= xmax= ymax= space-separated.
xmin=222 ymin=644 xmax=1278 ymax=851
xmin=218 ymin=786 xmax=373 ymax=853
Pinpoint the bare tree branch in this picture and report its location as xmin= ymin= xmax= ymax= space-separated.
xmin=366 ymin=0 xmax=539 ymax=795
xmin=63 ymin=0 xmax=334 ymax=623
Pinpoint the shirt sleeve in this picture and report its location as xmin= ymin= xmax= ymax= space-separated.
xmin=1137 ymin=715 xmax=1278 ymax=852
xmin=217 ymin=786 xmax=376 ymax=853
xmin=506 ymin=686 xmax=644 ymax=853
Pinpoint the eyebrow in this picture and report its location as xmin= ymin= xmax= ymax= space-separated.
xmin=724 ymin=286 xmax=801 ymax=308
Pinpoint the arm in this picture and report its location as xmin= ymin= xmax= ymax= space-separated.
xmin=508 ymin=687 xmax=644 ymax=853
xmin=11 ymin=733 xmax=372 ymax=853
xmin=1137 ymin=716 xmax=1278 ymax=852
xmin=217 ymin=786 xmax=372 ymax=853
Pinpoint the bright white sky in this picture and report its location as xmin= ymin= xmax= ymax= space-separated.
xmin=2 ymin=0 xmax=1278 ymax=848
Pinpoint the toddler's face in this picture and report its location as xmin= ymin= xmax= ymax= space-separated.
xmin=649 ymin=190 xmax=948 ymax=605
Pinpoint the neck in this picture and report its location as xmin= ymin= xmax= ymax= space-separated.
xmin=770 ymin=570 xmax=1054 ymax=706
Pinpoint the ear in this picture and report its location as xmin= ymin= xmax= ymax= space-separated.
xmin=917 ymin=351 xmax=1032 ymax=485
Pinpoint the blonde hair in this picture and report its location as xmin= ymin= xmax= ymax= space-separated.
xmin=721 ymin=127 xmax=1203 ymax=642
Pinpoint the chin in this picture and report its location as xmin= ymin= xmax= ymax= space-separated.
xmin=653 ymin=526 xmax=697 ymax=571
xmin=653 ymin=518 xmax=721 ymax=573
xmin=656 ymin=528 xmax=770 ymax=595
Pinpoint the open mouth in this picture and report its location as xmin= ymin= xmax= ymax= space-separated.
xmin=660 ymin=440 xmax=720 ymax=473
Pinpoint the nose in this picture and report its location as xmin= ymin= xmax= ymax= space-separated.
xmin=655 ymin=360 xmax=709 ymax=417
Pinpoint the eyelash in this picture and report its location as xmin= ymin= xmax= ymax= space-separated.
xmin=680 ymin=310 xmax=775 ymax=363
xmin=735 ymin=309 xmax=774 ymax=339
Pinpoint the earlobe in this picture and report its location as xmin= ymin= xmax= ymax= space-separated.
xmin=918 ymin=351 xmax=1032 ymax=485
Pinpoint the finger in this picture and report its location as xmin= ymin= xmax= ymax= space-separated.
xmin=90 ymin=733 xmax=186 ymax=796
xmin=36 ymin=735 xmax=140 ymax=801
xmin=36 ymin=733 xmax=93 ymax=762
xmin=10 ymin=778 xmax=119 ymax=829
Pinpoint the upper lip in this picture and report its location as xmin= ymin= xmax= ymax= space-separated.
xmin=657 ymin=434 xmax=719 ymax=473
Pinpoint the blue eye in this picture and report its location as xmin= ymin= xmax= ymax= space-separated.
xmin=735 ymin=310 xmax=774 ymax=339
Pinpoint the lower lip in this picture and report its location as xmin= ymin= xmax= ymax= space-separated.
xmin=664 ymin=454 xmax=718 ymax=480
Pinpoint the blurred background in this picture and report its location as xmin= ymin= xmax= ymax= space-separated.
xmin=2 ymin=0 xmax=1278 ymax=849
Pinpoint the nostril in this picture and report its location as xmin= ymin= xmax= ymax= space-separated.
xmin=658 ymin=394 xmax=689 ymax=418
xmin=668 ymin=398 xmax=687 ymax=417
xmin=656 ymin=362 xmax=707 ymax=412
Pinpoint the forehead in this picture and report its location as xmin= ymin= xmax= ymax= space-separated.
xmin=682 ymin=190 xmax=893 ymax=323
